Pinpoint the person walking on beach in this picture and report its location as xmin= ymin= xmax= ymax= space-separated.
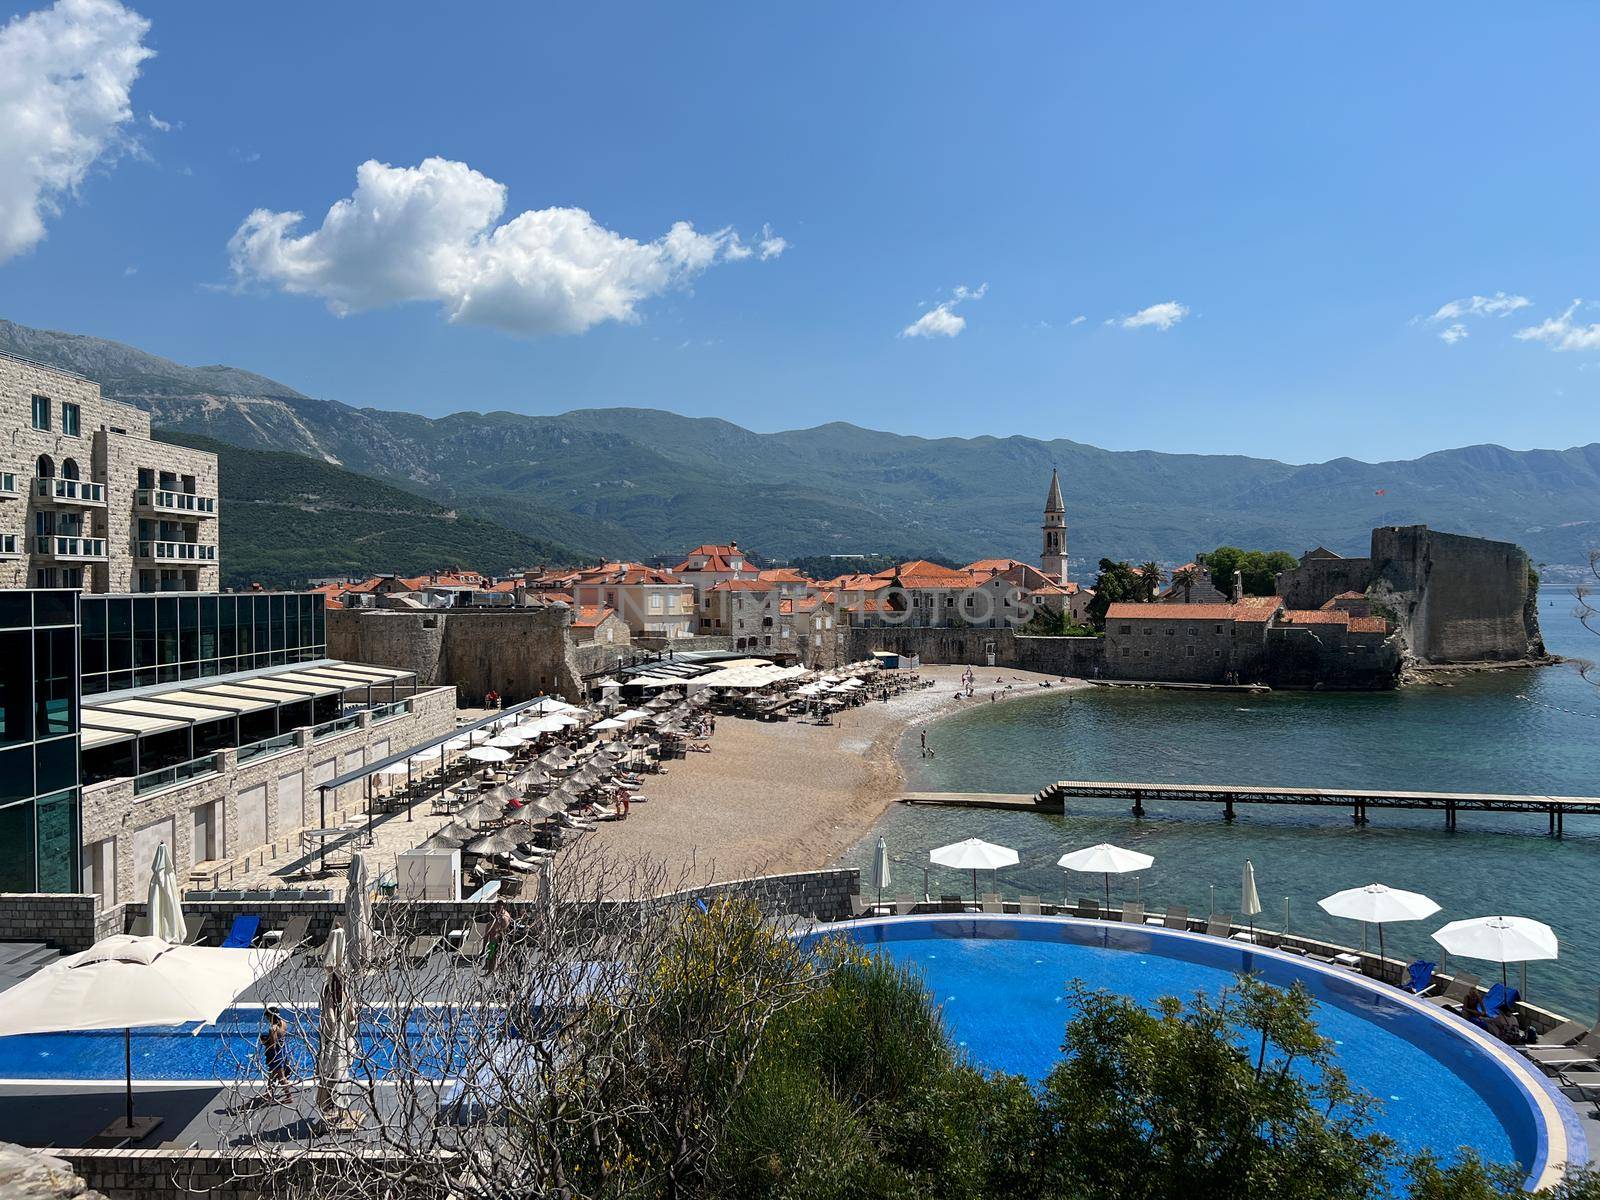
xmin=261 ymin=1006 xmax=292 ymax=1105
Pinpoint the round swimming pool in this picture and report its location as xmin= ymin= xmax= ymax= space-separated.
xmin=826 ymin=915 xmax=1582 ymax=1190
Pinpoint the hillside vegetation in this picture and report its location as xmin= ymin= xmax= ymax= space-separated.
xmin=8 ymin=318 xmax=1599 ymax=569
xmin=154 ymin=432 xmax=586 ymax=588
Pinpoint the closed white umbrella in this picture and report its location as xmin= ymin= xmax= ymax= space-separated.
xmin=1241 ymin=860 xmax=1262 ymax=938
xmin=145 ymin=842 xmax=187 ymax=944
xmin=316 ymin=928 xmax=357 ymax=1123
xmin=1058 ymin=843 xmax=1154 ymax=908
xmin=1432 ymin=915 xmax=1558 ymax=987
xmin=0 ymin=935 xmax=281 ymax=1139
xmin=872 ymin=836 xmax=892 ymax=911
xmin=930 ymin=837 xmax=1018 ymax=906
xmin=346 ymin=854 xmax=374 ymax=972
xmin=1318 ymin=883 xmax=1440 ymax=968
xmin=466 ymin=746 xmax=513 ymax=764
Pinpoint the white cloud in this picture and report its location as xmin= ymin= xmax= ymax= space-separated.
xmin=122 ymin=264 xmax=135 ymax=275
xmin=1514 ymin=300 xmax=1600 ymax=352
xmin=1069 ymin=314 xmax=1086 ymax=326
xmin=756 ymin=223 xmax=787 ymax=261
xmin=1428 ymin=291 xmax=1531 ymax=322
xmin=900 ymin=282 xmax=986 ymax=339
xmin=146 ymin=111 xmax=173 ymax=132
xmin=0 ymin=0 xmax=153 ymax=265
xmin=1117 ymin=300 xmax=1189 ymax=331
xmin=1438 ymin=323 xmax=1468 ymax=345
xmin=228 ymin=157 xmax=783 ymax=336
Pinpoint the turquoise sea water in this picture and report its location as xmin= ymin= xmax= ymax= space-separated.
xmin=842 ymin=592 xmax=1600 ymax=1017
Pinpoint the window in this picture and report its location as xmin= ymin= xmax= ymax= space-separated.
xmin=30 ymin=395 xmax=49 ymax=431
xmin=61 ymin=404 xmax=80 ymax=437
xmin=1118 ymin=624 xmax=1131 ymax=635
xmin=1185 ymin=645 xmax=1196 ymax=657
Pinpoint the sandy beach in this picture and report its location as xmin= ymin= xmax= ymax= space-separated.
xmin=587 ymin=665 xmax=1085 ymax=883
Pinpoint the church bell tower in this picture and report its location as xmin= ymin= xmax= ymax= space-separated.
xmin=1041 ymin=467 xmax=1068 ymax=584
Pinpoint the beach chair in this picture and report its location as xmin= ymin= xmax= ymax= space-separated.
xmin=1018 ymin=895 xmax=1042 ymax=916
xmin=453 ymin=920 xmax=488 ymax=962
xmin=1523 ymin=1020 xmax=1590 ymax=1052
xmin=980 ymin=893 xmax=1003 ymax=915
xmin=850 ymin=896 xmax=875 ymax=919
xmin=406 ymin=935 xmax=441 ymax=964
xmin=261 ymin=914 xmax=310 ymax=950
xmin=939 ymin=894 xmax=964 ymax=913
xmin=1120 ymin=901 xmax=1145 ymax=925
xmin=894 ymin=895 xmax=918 ymax=916
xmin=220 ymin=914 xmax=260 ymax=948
xmin=1401 ymin=960 xmax=1436 ymax=994
xmin=1424 ymin=972 xmax=1481 ymax=1010
xmin=1204 ymin=913 xmax=1234 ymax=938
xmin=1075 ymin=898 xmax=1100 ymax=920
xmin=1162 ymin=904 xmax=1189 ymax=930
xmin=1528 ymin=1030 xmax=1600 ymax=1069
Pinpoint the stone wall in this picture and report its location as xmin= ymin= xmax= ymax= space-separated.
xmin=846 ymin=626 xmax=1102 ymax=676
xmin=1274 ymin=553 xmax=1375 ymax=610
xmin=80 ymin=687 xmax=456 ymax=906
xmin=0 ymin=893 xmax=99 ymax=949
xmin=1369 ymin=525 xmax=1544 ymax=664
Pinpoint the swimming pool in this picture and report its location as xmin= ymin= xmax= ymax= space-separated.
xmin=0 ymin=1005 xmax=486 ymax=1084
xmin=824 ymin=915 xmax=1583 ymax=1190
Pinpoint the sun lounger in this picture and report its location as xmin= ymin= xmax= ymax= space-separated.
xmin=220 ymin=914 xmax=260 ymax=948
xmin=405 ymin=935 xmax=440 ymax=964
xmin=1120 ymin=901 xmax=1145 ymax=925
xmin=1204 ymin=913 xmax=1234 ymax=938
xmin=1525 ymin=1020 xmax=1590 ymax=1050
xmin=261 ymin=914 xmax=310 ymax=950
xmin=1161 ymin=904 xmax=1189 ymax=930
xmin=1018 ymin=895 xmax=1042 ymax=915
xmin=1527 ymin=1031 xmax=1600 ymax=1068
xmin=1072 ymin=898 xmax=1099 ymax=920
xmin=980 ymin=893 xmax=1002 ymax=914
xmin=894 ymin=895 xmax=918 ymax=916
xmin=453 ymin=920 xmax=488 ymax=961
xmin=1424 ymin=972 xmax=1481 ymax=1010
xmin=1402 ymin=960 xmax=1436 ymax=994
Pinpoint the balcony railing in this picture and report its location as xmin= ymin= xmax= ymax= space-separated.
xmin=311 ymin=715 xmax=361 ymax=741
xmin=367 ymin=699 xmax=412 ymax=722
xmin=34 ymin=535 xmax=107 ymax=559
xmin=237 ymin=732 xmax=298 ymax=764
xmin=134 ymin=752 xmax=221 ymax=796
xmin=0 ymin=534 xmax=18 ymax=558
xmin=0 ymin=472 xmax=17 ymax=498
xmin=135 ymin=488 xmax=216 ymax=516
xmin=136 ymin=540 xmax=217 ymax=562
xmin=33 ymin=477 xmax=105 ymax=505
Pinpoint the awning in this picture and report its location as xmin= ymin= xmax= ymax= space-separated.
xmin=159 ymin=687 xmax=275 ymax=715
xmin=302 ymin=663 xmax=413 ymax=684
xmin=90 ymin=698 xmax=207 ymax=725
xmin=80 ymin=708 xmax=186 ymax=737
xmin=238 ymin=671 xmax=345 ymax=697
xmin=81 ymin=725 xmax=134 ymax=750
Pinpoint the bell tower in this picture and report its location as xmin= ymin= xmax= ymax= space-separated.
xmin=1041 ymin=467 xmax=1068 ymax=584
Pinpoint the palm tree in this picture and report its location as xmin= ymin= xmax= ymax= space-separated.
xmin=1138 ymin=561 xmax=1162 ymax=601
xmin=1171 ymin=565 xmax=1198 ymax=603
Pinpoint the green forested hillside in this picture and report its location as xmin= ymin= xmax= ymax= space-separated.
xmin=155 ymin=432 xmax=587 ymax=587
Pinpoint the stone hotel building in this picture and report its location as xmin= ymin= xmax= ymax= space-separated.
xmin=1 ymin=352 xmax=219 ymax=594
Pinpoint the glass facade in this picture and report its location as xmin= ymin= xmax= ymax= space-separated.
xmin=79 ymin=592 xmax=326 ymax=697
xmin=0 ymin=590 xmax=80 ymax=893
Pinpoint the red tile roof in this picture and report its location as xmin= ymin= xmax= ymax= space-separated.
xmin=1348 ymin=616 xmax=1390 ymax=634
xmin=708 ymin=578 xmax=777 ymax=593
xmin=1106 ymin=595 xmax=1285 ymax=624
xmin=1280 ymin=609 xmax=1350 ymax=626
xmin=757 ymin=567 xmax=811 ymax=584
xmin=572 ymin=604 xmax=616 ymax=628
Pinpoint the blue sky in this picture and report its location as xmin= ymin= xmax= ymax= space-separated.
xmin=3 ymin=2 xmax=1599 ymax=462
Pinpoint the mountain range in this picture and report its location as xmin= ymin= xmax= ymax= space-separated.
xmin=4 ymin=317 xmax=1598 ymax=578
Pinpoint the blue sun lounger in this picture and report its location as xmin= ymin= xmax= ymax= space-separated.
xmin=220 ymin=914 xmax=260 ymax=948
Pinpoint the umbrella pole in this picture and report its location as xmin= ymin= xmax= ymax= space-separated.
xmin=125 ymin=1026 xmax=134 ymax=1129
xmin=1104 ymin=873 xmax=1111 ymax=910
xmin=1378 ymin=924 xmax=1385 ymax=977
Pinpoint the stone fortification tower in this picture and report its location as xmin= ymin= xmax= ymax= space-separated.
xmin=1041 ymin=467 xmax=1068 ymax=584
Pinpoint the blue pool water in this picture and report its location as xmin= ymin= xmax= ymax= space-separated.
xmin=0 ymin=1006 xmax=484 ymax=1082
xmin=829 ymin=917 xmax=1570 ymax=1184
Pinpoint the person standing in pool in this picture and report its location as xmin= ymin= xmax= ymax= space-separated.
xmin=261 ymin=1006 xmax=292 ymax=1105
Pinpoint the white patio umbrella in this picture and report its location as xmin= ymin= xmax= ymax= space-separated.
xmin=1318 ymin=883 xmax=1440 ymax=968
xmin=466 ymin=745 xmax=513 ymax=764
xmin=0 ymin=935 xmax=281 ymax=1140
xmin=529 ymin=697 xmax=578 ymax=713
xmin=592 ymin=718 xmax=628 ymax=732
xmin=872 ymin=836 xmax=892 ymax=911
xmin=1241 ymin=860 xmax=1262 ymax=938
xmin=316 ymin=926 xmax=358 ymax=1124
xmin=145 ymin=842 xmax=187 ymax=944
xmin=488 ymin=733 xmax=529 ymax=749
xmin=594 ymin=678 xmax=622 ymax=690
xmin=1058 ymin=843 xmax=1154 ymax=908
xmin=615 ymin=709 xmax=651 ymax=723
xmin=1432 ymin=916 xmax=1558 ymax=987
xmin=930 ymin=837 xmax=1019 ymax=906
xmin=346 ymin=854 xmax=374 ymax=972
xmin=371 ymin=761 xmax=414 ymax=779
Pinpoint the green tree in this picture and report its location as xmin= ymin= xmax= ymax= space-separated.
xmin=1201 ymin=545 xmax=1299 ymax=597
xmin=1088 ymin=558 xmax=1145 ymax=626
xmin=1138 ymin=560 xmax=1163 ymax=599
xmin=1033 ymin=977 xmax=1394 ymax=1200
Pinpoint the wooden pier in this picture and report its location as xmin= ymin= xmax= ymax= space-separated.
xmin=901 ymin=780 xmax=1600 ymax=836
